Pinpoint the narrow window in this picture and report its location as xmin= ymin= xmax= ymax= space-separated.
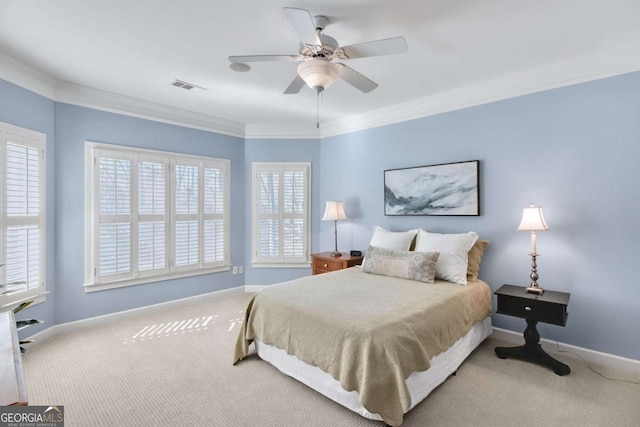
xmin=252 ymin=162 xmax=310 ymax=267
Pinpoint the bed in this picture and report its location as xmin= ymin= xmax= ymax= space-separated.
xmin=234 ymin=264 xmax=492 ymax=426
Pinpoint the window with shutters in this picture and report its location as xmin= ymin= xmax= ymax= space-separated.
xmin=0 ymin=122 xmax=46 ymax=309
xmin=85 ymin=142 xmax=229 ymax=292
xmin=252 ymin=162 xmax=310 ymax=267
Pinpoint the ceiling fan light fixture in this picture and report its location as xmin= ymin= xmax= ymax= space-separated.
xmin=297 ymin=60 xmax=343 ymax=92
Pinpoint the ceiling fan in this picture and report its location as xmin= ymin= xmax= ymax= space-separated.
xmin=228 ymin=7 xmax=409 ymax=95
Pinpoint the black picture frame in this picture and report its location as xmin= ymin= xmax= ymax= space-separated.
xmin=384 ymin=160 xmax=480 ymax=216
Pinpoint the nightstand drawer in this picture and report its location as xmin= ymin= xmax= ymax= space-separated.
xmin=313 ymin=257 xmax=344 ymax=272
xmin=311 ymin=252 xmax=363 ymax=275
xmin=496 ymin=294 xmax=568 ymax=326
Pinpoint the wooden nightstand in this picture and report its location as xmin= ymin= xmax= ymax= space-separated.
xmin=312 ymin=252 xmax=363 ymax=275
xmin=494 ymin=284 xmax=571 ymax=376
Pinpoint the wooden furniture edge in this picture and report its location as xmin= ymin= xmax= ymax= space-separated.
xmin=0 ymin=311 xmax=28 ymax=406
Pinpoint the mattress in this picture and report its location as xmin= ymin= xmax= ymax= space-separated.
xmin=255 ymin=316 xmax=492 ymax=421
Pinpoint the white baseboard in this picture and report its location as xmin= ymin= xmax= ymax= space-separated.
xmin=244 ymin=285 xmax=266 ymax=293
xmin=27 ymin=286 xmax=245 ymax=343
xmin=491 ymin=327 xmax=640 ymax=379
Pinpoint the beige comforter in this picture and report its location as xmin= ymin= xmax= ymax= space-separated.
xmin=234 ymin=267 xmax=492 ymax=426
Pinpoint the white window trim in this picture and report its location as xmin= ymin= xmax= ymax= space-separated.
xmin=84 ymin=142 xmax=230 ymax=292
xmin=0 ymin=121 xmax=46 ymax=309
xmin=251 ymin=162 xmax=311 ymax=267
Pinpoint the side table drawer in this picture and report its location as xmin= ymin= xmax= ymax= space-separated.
xmin=497 ymin=295 xmax=568 ymax=326
xmin=313 ymin=257 xmax=344 ymax=273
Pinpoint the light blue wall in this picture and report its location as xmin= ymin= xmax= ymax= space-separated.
xmin=319 ymin=71 xmax=640 ymax=360
xmin=0 ymin=80 xmax=55 ymax=337
xmin=3 ymin=70 xmax=639 ymax=360
xmin=53 ymin=104 xmax=245 ymax=323
xmin=244 ymin=139 xmax=321 ymax=285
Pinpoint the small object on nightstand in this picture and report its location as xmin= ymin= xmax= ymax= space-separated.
xmin=494 ymin=284 xmax=571 ymax=376
xmin=312 ymin=252 xmax=363 ymax=275
xmin=350 ymin=250 xmax=362 ymax=257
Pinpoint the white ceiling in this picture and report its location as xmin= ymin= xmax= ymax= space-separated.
xmin=1 ymin=0 xmax=639 ymax=138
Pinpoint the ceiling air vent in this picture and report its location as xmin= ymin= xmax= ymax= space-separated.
xmin=171 ymin=79 xmax=207 ymax=93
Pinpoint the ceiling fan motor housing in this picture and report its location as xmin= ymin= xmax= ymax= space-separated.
xmin=301 ymin=33 xmax=339 ymax=58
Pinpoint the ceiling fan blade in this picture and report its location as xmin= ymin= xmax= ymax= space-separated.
xmin=283 ymin=7 xmax=321 ymax=46
xmin=340 ymin=65 xmax=378 ymax=93
xmin=228 ymin=55 xmax=297 ymax=63
xmin=340 ymin=37 xmax=408 ymax=59
xmin=284 ymin=75 xmax=305 ymax=94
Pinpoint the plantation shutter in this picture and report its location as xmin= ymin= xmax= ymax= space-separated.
xmin=283 ymin=170 xmax=305 ymax=258
xmin=96 ymin=153 xmax=132 ymax=282
xmin=257 ymin=168 xmax=280 ymax=260
xmin=253 ymin=163 xmax=309 ymax=265
xmin=85 ymin=142 xmax=230 ymax=290
xmin=138 ymin=158 xmax=169 ymax=276
xmin=203 ymin=162 xmax=226 ymax=267
xmin=1 ymin=126 xmax=46 ymax=307
xmin=174 ymin=160 xmax=200 ymax=271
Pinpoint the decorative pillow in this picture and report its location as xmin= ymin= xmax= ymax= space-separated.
xmin=414 ymin=229 xmax=479 ymax=285
xmin=362 ymin=246 xmax=439 ymax=283
xmin=369 ymin=226 xmax=418 ymax=251
xmin=467 ymin=240 xmax=489 ymax=281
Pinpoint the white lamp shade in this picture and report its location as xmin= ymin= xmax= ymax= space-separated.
xmin=322 ymin=201 xmax=347 ymax=221
xmin=297 ymin=60 xmax=343 ymax=91
xmin=518 ymin=204 xmax=549 ymax=231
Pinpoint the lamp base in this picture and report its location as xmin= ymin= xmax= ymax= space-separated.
xmin=526 ymin=253 xmax=544 ymax=294
xmin=330 ymin=251 xmax=342 ymax=258
xmin=526 ymin=285 xmax=544 ymax=295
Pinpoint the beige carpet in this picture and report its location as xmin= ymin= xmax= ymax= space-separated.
xmin=22 ymin=291 xmax=640 ymax=427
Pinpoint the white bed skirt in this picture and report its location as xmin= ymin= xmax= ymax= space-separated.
xmin=255 ymin=316 xmax=492 ymax=421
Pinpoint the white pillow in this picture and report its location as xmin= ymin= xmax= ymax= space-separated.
xmin=414 ymin=229 xmax=479 ymax=285
xmin=369 ymin=226 xmax=418 ymax=251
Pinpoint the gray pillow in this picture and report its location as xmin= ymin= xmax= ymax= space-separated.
xmin=362 ymin=246 xmax=439 ymax=283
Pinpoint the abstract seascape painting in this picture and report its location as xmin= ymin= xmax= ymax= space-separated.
xmin=384 ymin=160 xmax=479 ymax=216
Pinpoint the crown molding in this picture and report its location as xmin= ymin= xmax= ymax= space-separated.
xmin=0 ymin=52 xmax=245 ymax=137
xmin=311 ymin=39 xmax=640 ymax=139
xmin=54 ymin=82 xmax=246 ymax=138
xmin=0 ymin=51 xmax=57 ymax=99
xmin=244 ymin=122 xmax=321 ymax=139
xmin=3 ymin=40 xmax=640 ymax=140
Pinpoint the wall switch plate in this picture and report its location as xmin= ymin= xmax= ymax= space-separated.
xmin=239 ymin=266 xmax=244 ymax=274
xmin=232 ymin=266 xmax=238 ymax=274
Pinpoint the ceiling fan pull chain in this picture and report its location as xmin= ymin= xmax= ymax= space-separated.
xmin=316 ymin=90 xmax=320 ymax=129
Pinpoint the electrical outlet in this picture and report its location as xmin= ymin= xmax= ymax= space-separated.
xmin=232 ymin=266 xmax=238 ymax=274
xmin=239 ymin=266 xmax=244 ymax=274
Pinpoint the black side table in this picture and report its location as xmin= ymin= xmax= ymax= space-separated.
xmin=494 ymin=284 xmax=571 ymax=376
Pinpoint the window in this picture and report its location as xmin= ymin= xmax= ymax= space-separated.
xmin=85 ymin=142 xmax=229 ymax=291
xmin=252 ymin=162 xmax=310 ymax=267
xmin=0 ymin=122 xmax=46 ymax=309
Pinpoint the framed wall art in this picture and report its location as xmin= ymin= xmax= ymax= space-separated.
xmin=384 ymin=160 xmax=479 ymax=216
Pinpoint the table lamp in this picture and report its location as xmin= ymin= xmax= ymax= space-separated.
xmin=518 ymin=203 xmax=549 ymax=294
xmin=322 ymin=201 xmax=347 ymax=257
